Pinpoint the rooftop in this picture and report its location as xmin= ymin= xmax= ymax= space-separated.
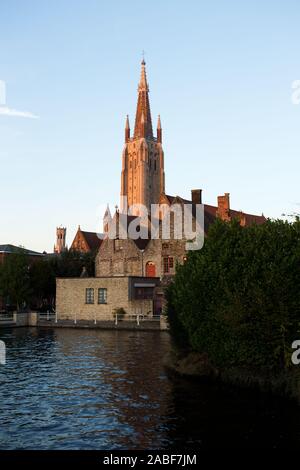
xmin=0 ymin=244 xmax=44 ymax=257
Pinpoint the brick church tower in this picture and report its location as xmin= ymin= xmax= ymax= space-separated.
xmin=120 ymin=60 xmax=165 ymax=215
xmin=54 ymin=226 xmax=66 ymax=254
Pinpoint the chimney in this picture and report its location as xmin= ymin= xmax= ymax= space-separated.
xmin=191 ymin=189 xmax=202 ymax=205
xmin=217 ymin=193 xmax=231 ymax=221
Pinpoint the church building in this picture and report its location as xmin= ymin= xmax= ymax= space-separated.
xmin=55 ymin=60 xmax=266 ymax=324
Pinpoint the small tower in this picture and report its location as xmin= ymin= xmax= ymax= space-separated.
xmin=157 ymin=115 xmax=162 ymax=143
xmin=54 ymin=226 xmax=66 ymax=254
xmin=125 ymin=115 xmax=130 ymax=142
xmin=103 ymin=204 xmax=112 ymax=234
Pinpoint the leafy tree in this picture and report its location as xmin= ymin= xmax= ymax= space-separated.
xmin=28 ymin=249 xmax=96 ymax=310
xmin=0 ymin=249 xmax=97 ymax=312
xmin=55 ymin=250 xmax=96 ymax=278
xmin=29 ymin=258 xmax=56 ymax=309
xmin=0 ymin=251 xmax=31 ymax=311
xmin=167 ymin=218 xmax=300 ymax=372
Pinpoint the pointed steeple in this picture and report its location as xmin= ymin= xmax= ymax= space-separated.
xmin=134 ymin=60 xmax=153 ymax=139
xmin=157 ymin=114 xmax=161 ymax=129
xmin=103 ymin=204 xmax=112 ymax=233
xmin=138 ymin=59 xmax=149 ymax=92
xmin=120 ymin=59 xmax=165 ymax=214
xmin=125 ymin=115 xmax=130 ymax=142
xmin=104 ymin=203 xmax=112 ymax=218
xmin=157 ymin=115 xmax=162 ymax=143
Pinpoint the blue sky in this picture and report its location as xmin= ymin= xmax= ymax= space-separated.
xmin=0 ymin=0 xmax=299 ymax=252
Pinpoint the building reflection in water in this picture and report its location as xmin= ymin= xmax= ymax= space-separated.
xmin=1 ymin=327 xmax=300 ymax=449
xmin=54 ymin=328 xmax=174 ymax=449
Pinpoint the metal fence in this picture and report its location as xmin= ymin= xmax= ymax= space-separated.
xmin=0 ymin=312 xmax=15 ymax=324
xmin=38 ymin=312 xmax=56 ymax=322
xmin=37 ymin=310 xmax=162 ymax=326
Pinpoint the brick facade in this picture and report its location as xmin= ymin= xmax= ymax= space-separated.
xmin=56 ymin=277 xmax=154 ymax=321
xmin=70 ymin=227 xmax=102 ymax=253
xmin=54 ymin=61 xmax=266 ymax=323
xmin=95 ymin=237 xmax=187 ymax=279
xmin=120 ymin=60 xmax=165 ymax=214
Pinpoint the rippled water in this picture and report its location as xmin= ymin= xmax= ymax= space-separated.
xmin=0 ymin=328 xmax=300 ymax=449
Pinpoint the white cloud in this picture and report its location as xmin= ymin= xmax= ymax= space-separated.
xmin=0 ymin=106 xmax=39 ymax=119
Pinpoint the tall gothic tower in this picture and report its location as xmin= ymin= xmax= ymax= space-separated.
xmin=54 ymin=227 xmax=66 ymax=254
xmin=120 ymin=60 xmax=165 ymax=215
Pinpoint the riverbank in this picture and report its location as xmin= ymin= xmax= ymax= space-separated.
xmin=164 ymin=348 xmax=300 ymax=403
xmin=38 ymin=318 xmax=164 ymax=331
xmin=0 ymin=311 xmax=169 ymax=331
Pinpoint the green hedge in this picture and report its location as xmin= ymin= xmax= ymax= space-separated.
xmin=167 ymin=218 xmax=300 ymax=372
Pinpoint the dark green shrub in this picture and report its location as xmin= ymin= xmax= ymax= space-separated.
xmin=167 ymin=218 xmax=300 ymax=372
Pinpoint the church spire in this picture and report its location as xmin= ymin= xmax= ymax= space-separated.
xmin=157 ymin=115 xmax=162 ymax=143
xmin=125 ymin=115 xmax=130 ymax=142
xmin=133 ymin=60 xmax=153 ymax=139
xmin=120 ymin=59 xmax=165 ymax=214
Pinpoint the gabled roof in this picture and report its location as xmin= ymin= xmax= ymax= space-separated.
xmin=164 ymin=195 xmax=266 ymax=234
xmin=80 ymin=231 xmax=103 ymax=251
xmin=115 ymin=213 xmax=150 ymax=250
xmin=164 ymin=194 xmax=191 ymax=205
xmin=0 ymin=244 xmax=43 ymax=256
xmin=202 ymin=203 xmax=266 ymax=227
xmin=70 ymin=227 xmax=103 ymax=252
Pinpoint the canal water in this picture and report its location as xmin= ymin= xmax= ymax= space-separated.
xmin=0 ymin=328 xmax=300 ymax=449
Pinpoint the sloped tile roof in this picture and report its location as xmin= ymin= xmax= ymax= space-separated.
xmin=0 ymin=244 xmax=43 ymax=256
xmin=80 ymin=231 xmax=103 ymax=251
xmin=165 ymin=195 xmax=266 ymax=234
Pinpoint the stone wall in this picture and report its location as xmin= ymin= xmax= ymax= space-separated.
xmin=95 ymin=236 xmax=187 ymax=279
xmin=96 ymin=239 xmax=142 ymax=277
xmin=56 ymin=277 xmax=153 ymax=321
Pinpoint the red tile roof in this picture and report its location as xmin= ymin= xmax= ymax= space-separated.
xmin=165 ymin=195 xmax=266 ymax=234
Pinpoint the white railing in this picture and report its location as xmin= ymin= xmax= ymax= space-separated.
xmin=108 ymin=312 xmax=161 ymax=325
xmin=38 ymin=312 xmax=56 ymax=322
xmin=54 ymin=311 xmax=161 ymax=325
xmin=0 ymin=312 xmax=14 ymax=323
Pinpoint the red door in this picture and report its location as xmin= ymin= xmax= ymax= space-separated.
xmin=146 ymin=262 xmax=156 ymax=277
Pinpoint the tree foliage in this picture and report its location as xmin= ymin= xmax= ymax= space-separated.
xmin=0 ymin=251 xmax=31 ymax=310
xmin=0 ymin=249 xmax=96 ymax=311
xmin=167 ymin=218 xmax=300 ymax=372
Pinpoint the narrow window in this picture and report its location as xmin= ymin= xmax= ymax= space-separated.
xmin=85 ymin=288 xmax=94 ymax=304
xmin=163 ymin=257 xmax=174 ymax=273
xmin=163 ymin=257 xmax=169 ymax=274
xmin=98 ymin=288 xmax=107 ymax=304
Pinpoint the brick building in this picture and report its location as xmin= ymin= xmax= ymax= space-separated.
xmin=0 ymin=244 xmax=44 ymax=264
xmin=70 ymin=226 xmax=102 ymax=253
xmin=56 ymin=60 xmax=266 ymax=322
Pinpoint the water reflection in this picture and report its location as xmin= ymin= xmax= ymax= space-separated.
xmin=0 ymin=328 xmax=299 ymax=449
